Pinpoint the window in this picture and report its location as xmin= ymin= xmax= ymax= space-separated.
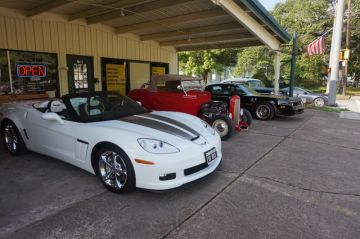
xmin=0 ymin=50 xmax=59 ymax=97
xmin=73 ymin=59 xmax=88 ymax=90
xmin=235 ymin=86 xmax=247 ymax=95
xmin=210 ymin=85 xmax=223 ymax=95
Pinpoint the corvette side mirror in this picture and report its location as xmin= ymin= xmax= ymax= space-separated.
xmin=42 ymin=112 xmax=64 ymax=125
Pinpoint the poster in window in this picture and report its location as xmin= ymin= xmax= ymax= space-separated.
xmin=106 ymin=64 xmax=125 ymax=95
xmin=151 ymin=66 xmax=166 ymax=76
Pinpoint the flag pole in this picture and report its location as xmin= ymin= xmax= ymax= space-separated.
xmin=342 ymin=0 xmax=351 ymax=96
xmin=289 ymin=32 xmax=297 ymax=97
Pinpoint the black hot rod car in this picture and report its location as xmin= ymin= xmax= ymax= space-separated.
xmin=205 ymin=83 xmax=304 ymax=120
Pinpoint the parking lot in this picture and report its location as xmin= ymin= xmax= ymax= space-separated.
xmin=1 ymin=110 xmax=360 ymax=239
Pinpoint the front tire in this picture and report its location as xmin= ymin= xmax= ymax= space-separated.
xmin=95 ymin=144 xmax=135 ymax=193
xmin=211 ymin=115 xmax=234 ymax=141
xmin=241 ymin=108 xmax=253 ymax=126
xmin=313 ymin=97 xmax=325 ymax=107
xmin=1 ymin=121 xmax=27 ymax=155
xmin=254 ymin=103 xmax=275 ymax=120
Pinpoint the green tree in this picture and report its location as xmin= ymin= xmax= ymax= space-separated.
xmin=272 ymin=0 xmax=334 ymax=87
xmin=178 ymin=49 xmax=239 ymax=82
xmin=233 ymin=0 xmax=334 ymax=88
xmin=348 ymin=0 xmax=360 ymax=82
xmin=232 ymin=47 xmax=274 ymax=86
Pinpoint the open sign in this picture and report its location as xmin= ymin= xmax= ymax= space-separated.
xmin=16 ymin=64 xmax=47 ymax=78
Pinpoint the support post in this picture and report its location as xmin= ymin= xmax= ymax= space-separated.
xmin=289 ymin=32 xmax=297 ymax=97
xmin=326 ymin=5 xmax=338 ymax=94
xmin=6 ymin=50 xmax=13 ymax=94
xmin=273 ymin=51 xmax=281 ymax=95
xmin=328 ymin=0 xmax=345 ymax=105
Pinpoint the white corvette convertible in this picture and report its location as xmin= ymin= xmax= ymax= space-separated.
xmin=0 ymin=92 xmax=222 ymax=193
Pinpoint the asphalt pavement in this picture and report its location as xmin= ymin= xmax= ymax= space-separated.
xmin=1 ymin=110 xmax=360 ymax=239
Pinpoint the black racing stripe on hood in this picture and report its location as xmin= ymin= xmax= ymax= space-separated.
xmin=119 ymin=116 xmax=196 ymax=140
xmin=140 ymin=113 xmax=200 ymax=137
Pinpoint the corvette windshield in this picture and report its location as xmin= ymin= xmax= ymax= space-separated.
xmin=63 ymin=92 xmax=148 ymax=122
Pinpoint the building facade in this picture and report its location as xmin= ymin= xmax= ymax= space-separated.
xmin=0 ymin=8 xmax=177 ymax=98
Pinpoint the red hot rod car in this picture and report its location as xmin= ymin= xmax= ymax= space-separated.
xmin=128 ymin=74 xmax=251 ymax=140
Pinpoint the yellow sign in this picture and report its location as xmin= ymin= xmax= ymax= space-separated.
xmin=344 ymin=49 xmax=350 ymax=60
xmin=106 ymin=64 xmax=126 ymax=95
xmin=152 ymin=67 xmax=166 ymax=76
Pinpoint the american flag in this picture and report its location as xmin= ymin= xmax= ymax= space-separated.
xmin=306 ymin=35 xmax=325 ymax=57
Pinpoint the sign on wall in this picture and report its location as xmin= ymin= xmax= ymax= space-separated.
xmin=105 ymin=63 xmax=126 ymax=95
xmin=16 ymin=64 xmax=47 ymax=78
xmin=151 ymin=66 xmax=166 ymax=76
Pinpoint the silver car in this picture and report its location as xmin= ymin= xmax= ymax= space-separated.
xmin=280 ymin=87 xmax=328 ymax=107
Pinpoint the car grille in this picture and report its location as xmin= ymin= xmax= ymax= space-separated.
xmin=184 ymin=162 xmax=208 ymax=176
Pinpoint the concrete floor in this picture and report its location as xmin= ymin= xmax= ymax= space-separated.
xmin=1 ymin=110 xmax=360 ymax=239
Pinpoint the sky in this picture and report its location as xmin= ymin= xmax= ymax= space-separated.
xmin=258 ymin=0 xmax=284 ymax=10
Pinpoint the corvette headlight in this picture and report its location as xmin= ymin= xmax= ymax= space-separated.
xmin=137 ymin=138 xmax=179 ymax=154
xmin=201 ymin=120 xmax=215 ymax=135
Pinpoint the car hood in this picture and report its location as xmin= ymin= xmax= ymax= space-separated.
xmin=90 ymin=112 xmax=202 ymax=141
xmin=259 ymin=94 xmax=300 ymax=102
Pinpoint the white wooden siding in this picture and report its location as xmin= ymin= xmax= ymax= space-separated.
xmin=0 ymin=14 xmax=177 ymax=95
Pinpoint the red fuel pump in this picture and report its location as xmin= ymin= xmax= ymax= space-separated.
xmin=229 ymin=95 xmax=248 ymax=131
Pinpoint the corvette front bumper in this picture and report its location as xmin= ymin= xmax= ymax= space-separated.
xmin=130 ymin=136 xmax=222 ymax=190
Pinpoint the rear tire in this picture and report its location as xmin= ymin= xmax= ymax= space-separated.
xmin=254 ymin=103 xmax=274 ymax=120
xmin=94 ymin=144 xmax=135 ymax=193
xmin=211 ymin=115 xmax=234 ymax=141
xmin=1 ymin=121 xmax=27 ymax=155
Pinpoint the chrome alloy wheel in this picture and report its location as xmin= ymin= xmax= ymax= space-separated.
xmin=256 ymin=105 xmax=271 ymax=119
xmin=3 ymin=124 xmax=19 ymax=153
xmin=98 ymin=151 xmax=128 ymax=190
xmin=313 ymin=97 xmax=325 ymax=107
xmin=212 ymin=119 xmax=229 ymax=138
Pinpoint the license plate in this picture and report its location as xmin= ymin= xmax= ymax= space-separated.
xmin=204 ymin=147 xmax=217 ymax=164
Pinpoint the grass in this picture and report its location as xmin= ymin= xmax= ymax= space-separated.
xmin=307 ymin=86 xmax=326 ymax=93
xmin=306 ymin=86 xmax=360 ymax=96
xmin=306 ymin=105 xmax=350 ymax=113
xmin=346 ymin=87 xmax=360 ymax=95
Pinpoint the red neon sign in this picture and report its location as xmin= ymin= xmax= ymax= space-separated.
xmin=16 ymin=64 xmax=47 ymax=78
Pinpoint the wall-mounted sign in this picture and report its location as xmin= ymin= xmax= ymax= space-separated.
xmin=152 ymin=66 xmax=166 ymax=76
xmin=16 ymin=64 xmax=47 ymax=78
xmin=106 ymin=63 xmax=126 ymax=95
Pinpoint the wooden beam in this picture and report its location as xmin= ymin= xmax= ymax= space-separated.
xmin=116 ymin=9 xmax=227 ymax=34
xmin=160 ymin=33 xmax=256 ymax=47
xmin=69 ymin=0 xmax=146 ymax=21
xmin=176 ymin=40 xmax=263 ymax=51
xmin=87 ymin=0 xmax=193 ymax=24
xmin=28 ymin=0 xmax=70 ymax=17
xmin=214 ymin=0 xmax=281 ymax=50
xmin=140 ymin=22 xmax=243 ymax=41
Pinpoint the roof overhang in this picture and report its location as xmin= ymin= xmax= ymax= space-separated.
xmin=0 ymin=0 xmax=290 ymax=52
